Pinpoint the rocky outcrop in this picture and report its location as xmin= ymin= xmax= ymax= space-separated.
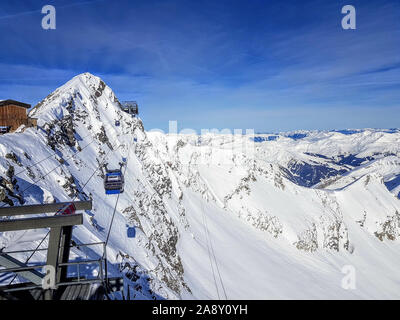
xmin=375 ymin=211 xmax=400 ymax=241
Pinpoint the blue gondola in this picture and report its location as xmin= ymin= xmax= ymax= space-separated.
xmin=104 ymin=169 xmax=124 ymax=194
xmin=126 ymin=225 xmax=136 ymax=238
xmin=115 ymin=120 xmax=120 ymax=127
xmin=133 ymin=138 xmax=137 ymax=142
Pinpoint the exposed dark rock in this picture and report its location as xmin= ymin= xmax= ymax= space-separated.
xmin=96 ymin=126 xmax=113 ymax=150
xmin=295 ymin=223 xmax=318 ymax=252
xmin=5 ymin=153 xmax=22 ymax=166
xmin=375 ymin=211 xmax=400 ymax=241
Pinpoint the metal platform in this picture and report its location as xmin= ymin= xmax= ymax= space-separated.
xmin=0 ymin=279 xmax=106 ymax=301
xmin=0 ymin=201 xmax=124 ymax=300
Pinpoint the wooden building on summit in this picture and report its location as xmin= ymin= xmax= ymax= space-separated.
xmin=0 ymin=100 xmax=37 ymax=134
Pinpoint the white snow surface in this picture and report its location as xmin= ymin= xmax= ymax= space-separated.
xmin=0 ymin=73 xmax=400 ymax=299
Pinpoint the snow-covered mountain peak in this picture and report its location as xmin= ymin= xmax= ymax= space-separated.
xmin=29 ymin=72 xmax=122 ymax=127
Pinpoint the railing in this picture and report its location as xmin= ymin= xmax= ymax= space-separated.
xmin=0 ymin=241 xmax=107 ymax=293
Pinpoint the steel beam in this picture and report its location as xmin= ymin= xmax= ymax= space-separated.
xmin=44 ymin=226 xmax=62 ymax=300
xmin=0 ymin=201 xmax=92 ymax=217
xmin=0 ymin=214 xmax=83 ymax=232
xmin=57 ymin=226 xmax=73 ymax=283
xmin=0 ymin=254 xmax=44 ymax=286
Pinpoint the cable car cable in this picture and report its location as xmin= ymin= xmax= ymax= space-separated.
xmin=102 ymin=138 xmax=132 ymax=296
xmin=199 ymin=183 xmax=228 ymax=300
xmin=0 ymin=138 xmax=95 ymax=209
xmin=202 ymin=207 xmax=221 ymax=299
xmin=13 ymin=132 xmax=94 ymax=178
xmin=203 ymin=203 xmax=228 ymax=300
xmin=4 ymin=121 xmax=121 ymax=285
xmin=7 ymin=141 xmax=120 ymax=285
xmin=105 ymin=141 xmax=132 ymax=246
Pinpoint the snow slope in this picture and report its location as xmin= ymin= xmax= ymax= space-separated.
xmin=1 ymin=73 xmax=400 ymax=299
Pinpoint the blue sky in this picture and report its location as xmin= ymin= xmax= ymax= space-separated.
xmin=0 ymin=0 xmax=399 ymax=133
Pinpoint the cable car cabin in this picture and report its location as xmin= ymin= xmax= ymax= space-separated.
xmin=126 ymin=225 xmax=136 ymax=238
xmin=104 ymin=170 xmax=124 ymax=194
xmin=115 ymin=120 xmax=120 ymax=127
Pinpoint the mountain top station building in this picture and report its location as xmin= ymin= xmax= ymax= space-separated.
xmin=121 ymin=101 xmax=139 ymax=116
xmin=0 ymin=100 xmax=37 ymax=134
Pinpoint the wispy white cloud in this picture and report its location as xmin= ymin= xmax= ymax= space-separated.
xmin=0 ymin=0 xmax=399 ymax=132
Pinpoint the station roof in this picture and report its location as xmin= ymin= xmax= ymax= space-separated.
xmin=0 ymin=100 xmax=31 ymax=109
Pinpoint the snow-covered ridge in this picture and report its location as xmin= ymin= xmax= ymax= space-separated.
xmin=1 ymin=73 xmax=400 ymax=299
